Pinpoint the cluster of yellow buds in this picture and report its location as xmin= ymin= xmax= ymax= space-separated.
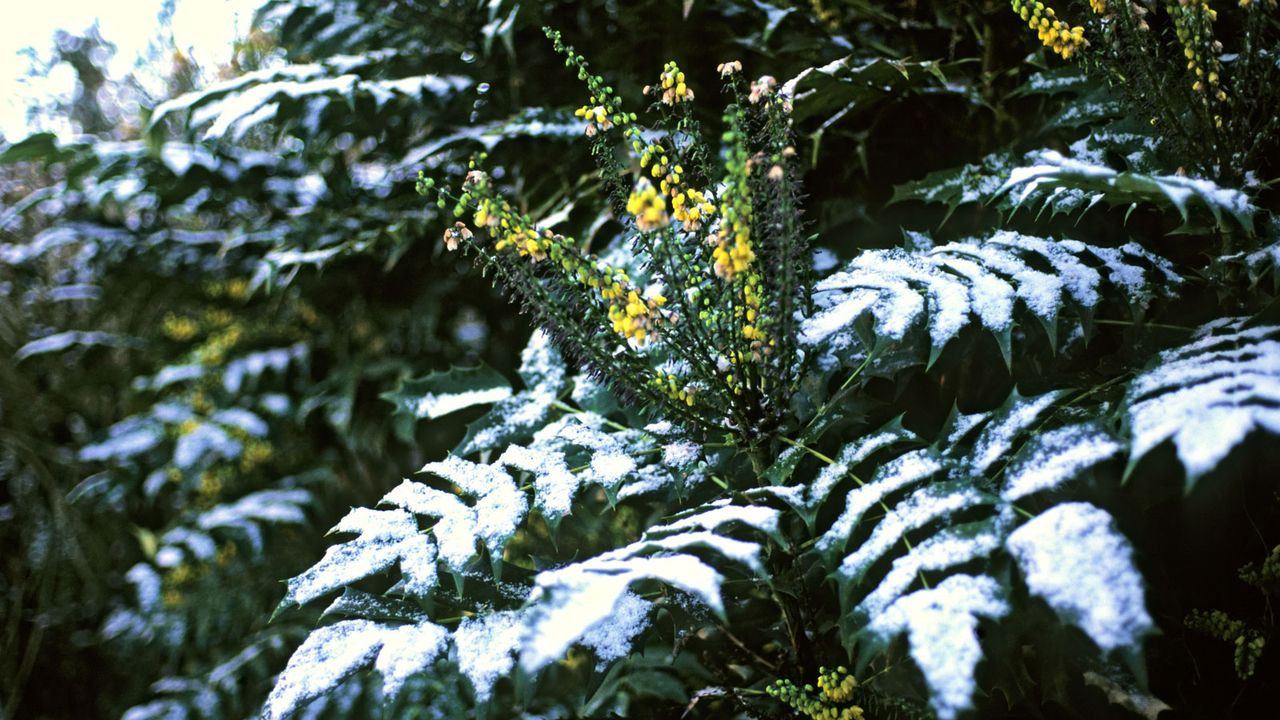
xmin=194 ymin=323 xmax=243 ymax=366
xmin=638 ymin=144 xmax=685 ymax=195
xmin=163 ymin=312 xmax=199 ymax=341
xmin=766 ymin=668 xmax=866 ymax=720
xmin=710 ymin=231 xmax=755 ymax=282
xmin=650 ymin=61 xmax=694 ymax=104
xmin=1011 ymin=1 xmax=1087 ymax=59
xmin=672 ymin=188 xmax=716 ymax=232
xmin=627 ymin=181 xmax=670 ymax=231
xmin=1185 ymin=608 xmax=1267 ymax=679
xmin=240 ymin=439 xmax=273 ymax=473
xmin=652 ymin=370 xmax=696 ymax=407
xmin=608 ymin=288 xmax=666 ymax=345
xmin=816 ymin=666 xmax=858 ymax=704
xmin=203 ymin=277 xmax=251 ymax=301
xmin=574 ymin=104 xmax=613 ymax=136
xmin=464 ymin=172 xmax=555 ymax=262
xmin=1169 ymin=0 xmax=1227 ymax=113
xmin=1089 ymin=0 xmax=1108 ymax=12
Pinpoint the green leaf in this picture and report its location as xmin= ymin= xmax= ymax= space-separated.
xmin=380 ymin=365 xmax=512 ymax=421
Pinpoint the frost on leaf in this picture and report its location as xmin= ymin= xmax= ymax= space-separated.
xmin=281 ymin=508 xmax=437 ymax=608
xmin=1007 ymin=503 xmax=1153 ymax=654
xmin=1001 ymin=422 xmax=1122 ymax=501
xmin=1124 ymin=320 xmax=1280 ymax=487
xmin=265 ymin=620 xmax=385 ymax=720
xmin=864 ymin=574 xmax=1008 ymax=720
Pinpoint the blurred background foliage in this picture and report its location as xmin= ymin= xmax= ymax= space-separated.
xmin=0 ymin=0 xmax=1276 ymax=718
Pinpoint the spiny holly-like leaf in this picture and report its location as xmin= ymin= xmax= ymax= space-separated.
xmin=860 ymin=574 xmax=1009 ymax=720
xmin=998 ymin=150 xmax=1256 ymax=232
xmin=888 ymin=153 xmax=1016 ymax=223
xmin=801 ymin=231 xmax=1176 ymax=371
xmin=150 ymin=61 xmax=470 ymax=141
xmin=1123 ymin=319 xmax=1280 ymax=488
xmin=277 ymin=508 xmax=437 ymax=612
xmin=1006 ymin=503 xmax=1154 ymax=658
xmin=784 ymin=56 xmax=960 ymax=125
xmin=380 ymin=364 xmax=512 ymax=421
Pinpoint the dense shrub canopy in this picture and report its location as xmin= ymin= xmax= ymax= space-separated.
xmin=2 ymin=1 xmax=1278 ymax=719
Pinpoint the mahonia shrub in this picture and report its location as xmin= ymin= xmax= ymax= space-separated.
xmin=264 ymin=17 xmax=1280 ymax=720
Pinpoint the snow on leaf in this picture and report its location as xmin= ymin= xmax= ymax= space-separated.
xmin=498 ymin=444 xmax=579 ymax=520
xmin=381 ymin=365 xmax=512 ymax=421
xmin=807 ymin=427 xmax=919 ymax=511
xmin=264 ymin=620 xmax=385 ymax=720
xmin=281 ymin=508 xmax=436 ymax=607
xmin=1124 ymin=321 xmax=1280 ymax=485
xmin=579 ymin=590 xmax=651 ymax=668
xmin=1001 ymin=422 xmax=1122 ymax=501
xmin=967 ymin=390 xmax=1067 ymax=477
xmin=838 ymin=482 xmax=991 ymax=583
xmin=646 ymin=503 xmax=780 ymax=539
xmin=522 ymin=552 xmax=723 ymax=673
xmin=864 ymin=574 xmax=1009 ymax=720
xmin=1007 ymin=503 xmax=1153 ymax=654
xmin=817 ymin=449 xmax=943 ymax=556
xmin=988 ymin=232 xmax=1100 ymax=308
xmin=418 ymin=455 xmax=527 ymax=560
xmin=453 ymin=611 xmax=523 ymax=702
xmin=518 ymin=328 xmax=567 ymax=393
xmin=381 ymin=479 xmax=480 ymax=570
xmin=374 ymin=620 xmax=449 ymax=699
xmin=855 ymin=518 xmax=1007 ymax=620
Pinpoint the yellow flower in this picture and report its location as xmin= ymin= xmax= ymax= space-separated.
xmin=626 ymin=180 xmax=670 ymax=231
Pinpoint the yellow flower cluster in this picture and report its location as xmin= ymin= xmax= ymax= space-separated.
xmin=1089 ymin=0 xmax=1107 ymax=12
xmin=652 ymin=370 xmax=696 ymax=407
xmin=1011 ymin=1 xmax=1087 ymax=59
xmin=633 ymin=148 xmax=717 ymax=232
xmin=1170 ymin=0 xmax=1227 ymax=112
xmin=653 ymin=61 xmax=694 ymax=104
xmin=766 ymin=667 xmax=866 ymax=720
xmin=163 ymin=313 xmax=199 ymax=341
xmin=672 ymin=188 xmax=715 ymax=232
xmin=573 ymin=104 xmax=613 ymax=136
xmin=816 ymin=666 xmax=858 ymax=704
xmin=240 ymin=439 xmax=273 ymax=474
xmin=468 ymin=176 xmax=553 ymax=263
xmin=605 ymin=285 xmax=666 ymax=345
xmin=627 ymin=181 xmax=669 ymax=231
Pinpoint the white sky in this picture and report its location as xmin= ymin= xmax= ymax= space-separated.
xmin=0 ymin=0 xmax=259 ymax=140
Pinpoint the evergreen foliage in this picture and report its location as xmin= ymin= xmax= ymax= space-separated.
xmin=2 ymin=1 xmax=1279 ymax=718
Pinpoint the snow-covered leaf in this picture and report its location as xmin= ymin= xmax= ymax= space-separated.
xmin=862 ymin=574 xmax=1009 ymax=720
xmin=1124 ymin=320 xmax=1280 ymax=487
xmin=380 ymin=364 xmax=512 ymax=420
xmin=1006 ymin=503 xmax=1153 ymax=655
xmin=802 ymin=231 xmax=1173 ymax=372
